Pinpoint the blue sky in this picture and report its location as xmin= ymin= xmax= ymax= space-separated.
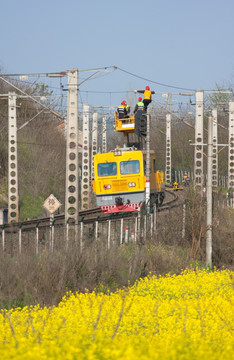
xmin=0 ymin=0 xmax=234 ymax=109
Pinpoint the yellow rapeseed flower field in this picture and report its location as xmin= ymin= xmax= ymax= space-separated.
xmin=0 ymin=268 xmax=233 ymax=359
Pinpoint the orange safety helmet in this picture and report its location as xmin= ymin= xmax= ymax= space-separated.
xmin=138 ymin=97 xmax=142 ymax=101
xmin=121 ymin=100 xmax=127 ymax=105
xmin=145 ymin=86 xmax=150 ymax=90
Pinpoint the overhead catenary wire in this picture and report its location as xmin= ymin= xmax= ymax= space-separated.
xmin=1 ymin=66 xmax=232 ymax=126
xmin=1 ymin=65 xmax=196 ymax=95
xmin=2 ymin=65 xmax=232 ymax=97
xmin=116 ymin=66 xmax=196 ymax=92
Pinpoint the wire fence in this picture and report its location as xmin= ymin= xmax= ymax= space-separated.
xmin=1 ymin=187 xmax=233 ymax=258
xmin=0 ymin=205 xmax=158 ymax=257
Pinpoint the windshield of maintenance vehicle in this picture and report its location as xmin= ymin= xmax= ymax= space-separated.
xmin=120 ymin=160 xmax=140 ymax=175
xmin=98 ymin=162 xmax=117 ymax=176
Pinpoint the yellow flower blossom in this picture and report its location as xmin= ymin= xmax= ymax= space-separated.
xmin=0 ymin=269 xmax=233 ymax=359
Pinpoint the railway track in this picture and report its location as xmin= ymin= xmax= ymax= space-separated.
xmin=160 ymin=188 xmax=182 ymax=210
xmin=1 ymin=189 xmax=183 ymax=233
xmin=1 ymin=206 xmax=138 ymax=232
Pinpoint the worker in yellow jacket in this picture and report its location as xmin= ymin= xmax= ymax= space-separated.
xmin=136 ymin=86 xmax=155 ymax=110
xmin=117 ymin=100 xmax=127 ymax=119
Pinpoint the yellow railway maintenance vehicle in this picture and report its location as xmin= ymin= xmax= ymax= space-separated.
xmin=92 ymin=146 xmax=165 ymax=214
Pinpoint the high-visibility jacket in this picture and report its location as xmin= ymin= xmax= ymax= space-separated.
xmin=134 ymin=101 xmax=144 ymax=113
xmin=137 ymin=101 xmax=144 ymax=110
xmin=117 ymin=104 xmax=126 ymax=118
xmin=144 ymin=90 xmax=152 ymax=100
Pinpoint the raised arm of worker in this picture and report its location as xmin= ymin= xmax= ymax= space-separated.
xmin=136 ymin=90 xmax=156 ymax=94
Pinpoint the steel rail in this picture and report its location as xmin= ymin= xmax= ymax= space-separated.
xmin=0 ymin=191 xmax=182 ymax=233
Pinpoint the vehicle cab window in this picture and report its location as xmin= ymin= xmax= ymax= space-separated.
xmin=120 ymin=160 xmax=140 ymax=175
xmin=98 ymin=162 xmax=117 ymax=176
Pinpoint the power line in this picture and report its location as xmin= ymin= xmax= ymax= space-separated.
xmin=80 ymin=90 xmax=132 ymax=94
xmin=0 ymin=66 xmax=195 ymax=96
xmin=116 ymin=66 xmax=196 ymax=91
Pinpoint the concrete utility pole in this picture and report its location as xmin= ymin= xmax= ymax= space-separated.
xmin=81 ymin=103 xmax=90 ymax=209
xmin=145 ymin=110 xmax=150 ymax=213
xmin=65 ymin=69 xmax=79 ymax=227
xmin=206 ymin=114 xmax=213 ymax=267
xmin=165 ymin=113 xmax=171 ymax=184
xmin=102 ymin=116 xmax=107 ymax=152
xmin=91 ymin=111 xmax=98 ymax=180
xmin=228 ymin=100 xmax=234 ymax=190
xmin=212 ymin=108 xmax=218 ymax=187
xmin=8 ymin=92 xmax=19 ymax=222
xmin=194 ymin=90 xmax=204 ymax=191
xmin=165 ymin=93 xmax=172 ymax=185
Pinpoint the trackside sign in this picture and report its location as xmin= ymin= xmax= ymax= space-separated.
xmin=43 ymin=194 xmax=61 ymax=214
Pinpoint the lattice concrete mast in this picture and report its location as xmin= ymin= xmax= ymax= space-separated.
xmin=81 ymin=103 xmax=90 ymax=209
xmin=102 ymin=116 xmax=107 ymax=153
xmin=165 ymin=113 xmax=171 ymax=184
xmin=228 ymin=100 xmax=234 ymax=190
xmin=91 ymin=110 xmax=98 ymax=180
xmin=194 ymin=90 xmax=204 ymax=190
xmin=65 ymin=69 xmax=79 ymax=224
xmin=212 ymin=108 xmax=218 ymax=187
xmin=8 ymin=92 xmax=19 ymax=222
